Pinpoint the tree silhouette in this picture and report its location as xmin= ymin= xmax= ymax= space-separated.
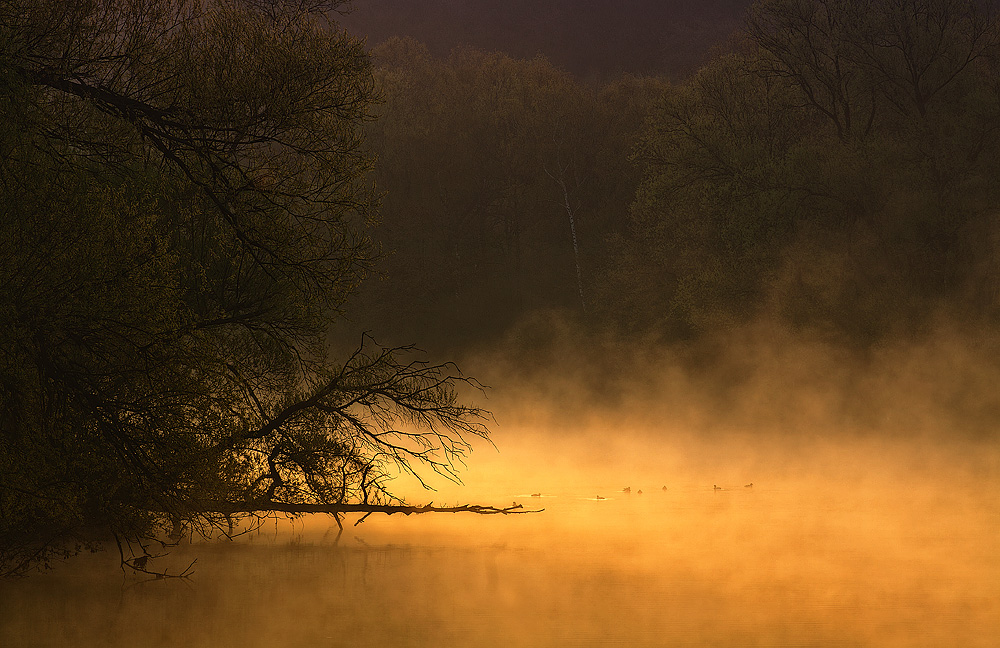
xmin=0 ymin=0 xmax=510 ymax=579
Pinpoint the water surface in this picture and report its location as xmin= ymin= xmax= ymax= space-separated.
xmin=2 ymin=438 xmax=997 ymax=647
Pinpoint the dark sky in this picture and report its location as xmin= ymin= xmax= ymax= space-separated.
xmin=339 ymin=0 xmax=755 ymax=80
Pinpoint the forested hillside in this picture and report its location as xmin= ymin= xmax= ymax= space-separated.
xmin=348 ymin=0 xmax=1000 ymax=354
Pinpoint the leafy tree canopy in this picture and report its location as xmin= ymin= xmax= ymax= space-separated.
xmin=600 ymin=0 xmax=1000 ymax=344
xmin=0 ymin=0 xmax=493 ymax=578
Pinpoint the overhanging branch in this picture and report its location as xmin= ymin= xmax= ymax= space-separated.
xmin=190 ymin=499 xmax=541 ymax=517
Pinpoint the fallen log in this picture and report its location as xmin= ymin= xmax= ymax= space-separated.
xmin=187 ymin=499 xmax=542 ymax=519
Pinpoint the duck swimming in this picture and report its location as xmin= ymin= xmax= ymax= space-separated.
xmin=713 ymin=484 xmax=722 ymax=490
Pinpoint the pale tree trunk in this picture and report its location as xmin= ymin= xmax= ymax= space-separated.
xmin=546 ymin=152 xmax=587 ymax=312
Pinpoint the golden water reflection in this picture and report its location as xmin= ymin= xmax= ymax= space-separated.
xmin=1 ymin=438 xmax=997 ymax=647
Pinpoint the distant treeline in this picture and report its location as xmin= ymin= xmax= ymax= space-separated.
xmin=339 ymin=0 xmax=751 ymax=81
xmin=349 ymin=0 xmax=1000 ymax=352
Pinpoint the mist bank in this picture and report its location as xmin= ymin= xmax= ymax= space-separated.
xmin=454 ymin=311 xmax=1000 ymax=444
xmin=5 ymin=468 xmax=997 ymax=648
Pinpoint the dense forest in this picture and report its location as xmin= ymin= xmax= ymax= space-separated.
xmin=3 ymin=0 xmax=1000 ymax=578
xmin=351 ymin=0 xmax=1000 ymax=353
xmin=349 ymin=37 xmax=668 ymax=348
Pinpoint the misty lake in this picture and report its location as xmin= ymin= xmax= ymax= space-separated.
xmin=1 ymin=436 xmax=997 ymax=648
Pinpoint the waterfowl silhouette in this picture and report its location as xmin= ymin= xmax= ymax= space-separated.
xmin=637 ymin=489 xmax=643 ymax=495
xmin=595 ymin=495 xmax=605 ymax=500
xmin=744 ymin=483 xmax=753 ymax=488
xmin=661 ymin=486 xmax=668 ymax=491
xmin=531 ymin=493 xmax=542 ymax=497
xmin=623 ymin=486 xmax=631 ymax=493
xmin=713 ymin=484 xmax=722 ymax=491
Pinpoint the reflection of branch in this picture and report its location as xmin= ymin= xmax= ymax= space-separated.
xmin=125 ymin=557 xmax=198 ymax=581
xmin=113 ymin=534 xmax=196 ymax=580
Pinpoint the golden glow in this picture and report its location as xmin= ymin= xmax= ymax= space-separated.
xmin=2 ymin=323 xmax=998 ymax=646
xmin=2 ymin=429 xmax=996 ymax=647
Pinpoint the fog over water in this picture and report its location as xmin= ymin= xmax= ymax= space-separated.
xmin=5 ymin=0 xmax=1000 ymax=645
xmin=2 ymin=324 xmax=998 ymax=647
